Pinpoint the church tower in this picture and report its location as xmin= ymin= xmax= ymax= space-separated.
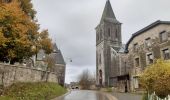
xmin=96 ymin=0 xmax=122 ymax=86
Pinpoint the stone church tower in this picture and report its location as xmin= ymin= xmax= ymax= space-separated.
xmin=96 ymin=0 xmax=122 ymax=86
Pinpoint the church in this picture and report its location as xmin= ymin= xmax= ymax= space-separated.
xmin=96 ymin=0 xmax=124 ymax=87
xmin=96 ymin=0 xmax=170 ymax=92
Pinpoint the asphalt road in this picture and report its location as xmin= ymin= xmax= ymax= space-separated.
xmin=112 ymin=92 xmax=142 ymax=100
xmin=56 ymin=90 xmax=110 ymax=100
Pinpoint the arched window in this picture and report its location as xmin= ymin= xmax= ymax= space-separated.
xmin=108 ymin=28 xmax=111 ymax=37
xmin=115 ymin=29 xmax=118 ymax=38
xmin=100 ymin=29 xmax=103 ymax=40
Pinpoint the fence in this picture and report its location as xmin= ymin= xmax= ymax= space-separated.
xmin=148 ymin=92 xmax=170 ymax=100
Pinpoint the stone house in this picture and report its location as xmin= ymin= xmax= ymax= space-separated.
xmin=125 ymin=20 xmax=170 ymax=91
xmin=32 ymin=43 xmax=66 ymax=86
xmin=48 ymin=44 xmax=66 ymax=86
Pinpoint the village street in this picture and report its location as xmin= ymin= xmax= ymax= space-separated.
xmin=55 ymin=90 xmax=117 ymax=100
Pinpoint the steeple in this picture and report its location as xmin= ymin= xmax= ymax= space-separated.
xmin=100 ymin=0 xmax=120 ymax=23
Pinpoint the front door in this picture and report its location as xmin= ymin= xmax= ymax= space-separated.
xmin=99 ymin=70 xmax=102 ymax=86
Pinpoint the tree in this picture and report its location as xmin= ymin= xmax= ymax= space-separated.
xmin=78 ymin=69 xmax=95 ymax=90
xmin=0 ymin=0 xmax=36 ymax=19
xmin=38 ymin=30 xmax=53 ymax=55
xmin=18 ymin=0 xmax=36 ymax=19
xmin=0 ymin=1 xmax=52 ymax=64
xmin=140 ymin=59 xmax=170 ymax=99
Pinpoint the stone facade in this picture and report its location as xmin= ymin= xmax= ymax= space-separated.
xmin=0 ymin=63 xmax=58 ymax=87
xmin=34 ymin=43 xmax=66 ymax=86
xmin=125 ymin=21 xmax=170 ymax=91
xmin=96 ymin=0 xmax=122 ymax=87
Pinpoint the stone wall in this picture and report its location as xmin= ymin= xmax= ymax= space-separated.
xmin=0 ymin=63 xmax=58 ymax=87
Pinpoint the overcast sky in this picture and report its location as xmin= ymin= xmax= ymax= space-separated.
xmin=32 ymin=0 xmax=170 ymax=83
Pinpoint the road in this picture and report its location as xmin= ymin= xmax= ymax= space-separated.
xmin=111 ymin=92 xmax=142 ymax=100
xmin=55 ymin=90 xmax=111 ymax=100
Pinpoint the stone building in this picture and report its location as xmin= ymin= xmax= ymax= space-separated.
xmin=125 ymin=20 xmax=170 ymax=91
xmin=49 ymin=43 xmax=66 ymax=86
xmin=33 ymin=43 xmax=66 ymax=86
xmin=96 ymin=0 xmax=170 ymax=92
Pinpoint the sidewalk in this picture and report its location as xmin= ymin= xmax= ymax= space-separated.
xmin=111 ymin=92 xmax=143 ymax=100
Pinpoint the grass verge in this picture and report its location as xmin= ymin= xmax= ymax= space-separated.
xmin=0 ymin=82 xmax=67 ymax=100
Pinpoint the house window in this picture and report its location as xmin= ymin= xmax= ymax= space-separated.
xmin=146 ymin=53 xmax=153 ymax=65
xmin=145 ymin=37 xmax=151 ymax=47
xmin=160 ymin=31 xmax=168 ymax=42
xmin=134 ymin=43 xmax=139 ymax=51
xmin=162 ymin=49 xmax=170 ymax=60
xmin=135 ymin=58 xmax=140 ymax=67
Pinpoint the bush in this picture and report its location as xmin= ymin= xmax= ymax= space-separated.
xmin=140 ymin=59 xmax=170 ymax=99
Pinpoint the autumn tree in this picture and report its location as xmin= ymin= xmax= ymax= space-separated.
xmin=0 ymin=1 xmax=52 ymax=64
xmin=18 ymin=0 xmax=36 ymax=19
xmin=140 ymin=59 xmax=170 ymax=99
xmin=38 ymin=30 xmax=53 ymax=55
xmin=0 ymin=0 xmax=36 ymax=19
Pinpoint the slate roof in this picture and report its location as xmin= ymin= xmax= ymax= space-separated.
xmin=50 ymin=43 xmax=65 ymax=65
xmin=118 ymin=44 xmax=126 ymax=53
xmin=100 ymin=0 xmax=120 ymax=24
xmin=125 ymin=20 xmax=170 ymax=53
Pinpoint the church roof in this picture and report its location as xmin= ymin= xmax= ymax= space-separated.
xmin=100 ymin=0 xmax=120 ymax=24
xmin=50 ymin=43 xmax=65 ymax=65
xmin=53 ymin=43 xmax=59 ymax=53
xmin=50 ymin=51 xmax=65 ymax=65
xmin=118 ymin=44 xmax=126 ymax=53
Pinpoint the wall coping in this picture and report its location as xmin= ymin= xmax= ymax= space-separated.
xmin=0 ymin=63 xmax=56 ymax=75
